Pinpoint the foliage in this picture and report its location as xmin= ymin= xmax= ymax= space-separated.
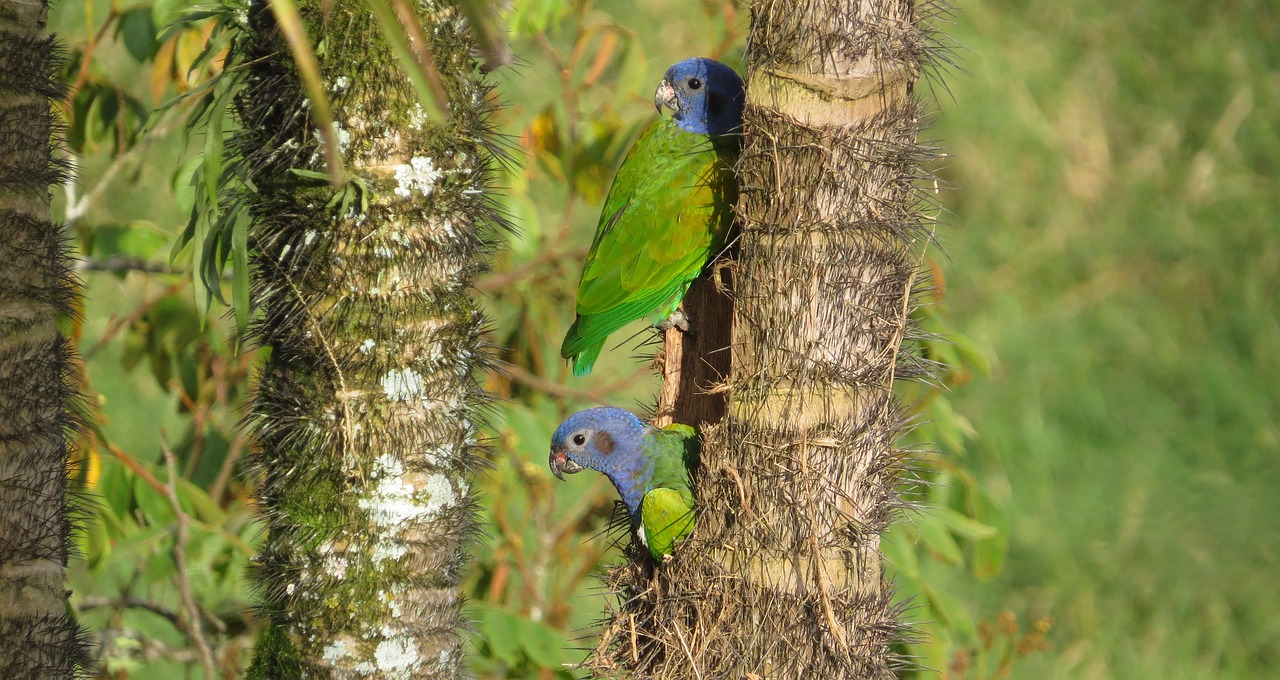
xmin=47 ymin=0 xmax=1280 ymax=678
xmin=52 ymin=0 xmax=992 ymax=674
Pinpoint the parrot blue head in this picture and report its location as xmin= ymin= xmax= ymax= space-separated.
xmin=654 ymin=57 xmax=745 ymax=137
xmin=549 ymin=407 xmax=653 ymax=519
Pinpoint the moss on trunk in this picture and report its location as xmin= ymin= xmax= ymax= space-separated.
xmin=237 ymin=2 xmax=502 ymax=677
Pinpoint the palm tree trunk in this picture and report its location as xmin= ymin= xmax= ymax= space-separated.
xmin=593 ymin=0 xmax=936 ymax=676
xmin=238 ymin=3 xmax=501 ymax=677
xmin=0 ymin=0 xmax=90 ymax=675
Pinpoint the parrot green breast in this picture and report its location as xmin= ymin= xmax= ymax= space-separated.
xmin=638 ymin=423 xmax=699 ymax=560
xmin=560 ymin=117 xmax=738 ymax=376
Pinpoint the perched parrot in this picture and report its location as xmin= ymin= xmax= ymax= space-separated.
xmin=560 ymin=57 xmax=746 ymax=376
xmin=548 ymin=407 xmax=699 ymax=560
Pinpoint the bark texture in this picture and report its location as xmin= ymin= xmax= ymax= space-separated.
xmin=0 ymin=0 xmax=90 ymax=676
xmin=592 ymin=0 xmax=938 ymax=677
xmin=238 ymin=3 xmax=501 ymax=677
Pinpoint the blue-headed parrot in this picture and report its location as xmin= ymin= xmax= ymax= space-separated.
xmin=548 ymin=407 xmax=699 ymax=560
xmin=560 ymin=57 xmax=745 ymax=376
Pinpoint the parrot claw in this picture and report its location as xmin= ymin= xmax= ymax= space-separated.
xmin=657 ymin=310 xmax=691 ymax=334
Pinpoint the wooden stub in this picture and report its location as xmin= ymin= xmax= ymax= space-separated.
xmin=654 ymin=266 xmax=733 ymax=429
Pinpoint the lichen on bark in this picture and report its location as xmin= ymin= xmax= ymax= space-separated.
xmin=235 ymin=2 xmax=503 ymax=677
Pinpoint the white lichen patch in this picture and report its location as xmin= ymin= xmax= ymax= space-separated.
xmin=323 ymin=639 xmax=350 ymax=663
xmin=374 ymin=244 xmax=395 ymax=259
xmin=417 ymin=473 xmax=458 ymax=515
xmin=331 ymin=75 xmax=351 ymax=93
xmin=393 ymin=156 xmax=444 ymax=198
xmin=381 ymin=368 xmax=425 ymax=401
xmin=370 ymin=540 xmax=408 ymax=562
xmin=335 ymin=123 xmax=351 ymax=153
xmin=358 ymin=471 xmax=459 ymax=527
xmin=375 ymin=635 xmax=421 ymax=673
xmin=360 ymin=339 xmax=376 ymax=354
xmin=358 ymin=454 xmax=461 ymax=531
xmin=408 ymin=104 xmax=428 ymax=131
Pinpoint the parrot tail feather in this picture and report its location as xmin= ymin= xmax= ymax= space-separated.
xmin=571 ymin=342 xmax=603 ymax=377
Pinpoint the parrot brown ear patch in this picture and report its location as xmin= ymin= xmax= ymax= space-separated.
xmin=707 ymin=91 xmax=724 ymax=118
xmin=592 ymin=431 xmax=616 ymax=455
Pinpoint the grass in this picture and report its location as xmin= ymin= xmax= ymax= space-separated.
xmin=929 ymin=0 xmax=1280 ymax=676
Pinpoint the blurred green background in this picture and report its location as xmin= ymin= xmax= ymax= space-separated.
xmin=46 ymin=0 xmax=1279 ymax=677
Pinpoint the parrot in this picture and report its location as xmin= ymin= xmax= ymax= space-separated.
xmin=559 ymin=57 xmax=746 ymax=376
xmin=548 ymin=407 xmax=699 ymax=560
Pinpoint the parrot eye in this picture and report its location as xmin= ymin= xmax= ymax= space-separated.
xmin=687 ymin=77 xmax=702 ymax=90
xmin=572 ymin=433 xmax=587 ymax=447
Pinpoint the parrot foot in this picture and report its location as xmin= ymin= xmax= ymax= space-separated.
xmin=657 ymin=310 xmax=691 ymax=334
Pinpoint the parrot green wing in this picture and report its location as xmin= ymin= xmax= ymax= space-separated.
xmin=560 ymin=117 xmax=738 ymax=376
xmin=638 ymin=422 xmax=700 ymax=560
xmin=640 ymin=488 xmax=695 ymax=560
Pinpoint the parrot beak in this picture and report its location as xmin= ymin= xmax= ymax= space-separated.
xmin=654 ymin=79 xmax=678 ymax=114
xmin=549 ymin=449 xmax=583 ymax=481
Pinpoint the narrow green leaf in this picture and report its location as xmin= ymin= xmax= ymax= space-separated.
xmin=288 ymin=168 xmax=332 ymax=181
xmin=232 ymin=210 xmax=249 ymax=333
xmin=267 ymin=0 xmax=344 ymax=185
xmin=203 ymin=89 xmax=225 ymax=207
xmin=365 ymin=0 xmax=448 ymax=122
xmin=192 ymin=205 xmax=211 ymax=324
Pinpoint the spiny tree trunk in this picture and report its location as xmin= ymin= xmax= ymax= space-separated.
xmin=0 ymin=0 xmax=90 ymax=675
xmin=239 ymin=2 xmax=501 ymax=677
xmin=594 ymin=0 xmax=937 ymax=676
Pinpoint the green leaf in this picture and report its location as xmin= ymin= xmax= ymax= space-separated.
xmin=91 ymin=221 xmax=169 ymax=260
xmin=933 ymin=506 xmax=998 ymax=541
xmin=83 ymin=509 xmax=112 ymax=569
xmin=133 ymin=475 xmax=176 ymax=528
xmin=970 ymin=487 xmax=1009 ymax=581
xmin=476 ymin=605 xmax=522 ymax=664
xmin=518 ymin=616 xmax=568 ymax=669
xmin=232 ymin=210 xmax=249 ymax=333
xmin=881 ymin=524 xmax=920 ymax=580
xmin=923 ymin=583 xmax=977 ymax=644
xmin=117 ymin=9 xmax=159 ymax=63
xmin=288 ymin=168 xmax=332 ymax=181
xmin=915 ymin=511 xmax=964 ymax=567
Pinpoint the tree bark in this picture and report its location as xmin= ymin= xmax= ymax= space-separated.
xmin=593 ymin=0 xmax=935 ymax=676
xmin=0 ymin=0 xmax=90 ymax=675
xmin=238 ymin=3 xmax=501 ymax=677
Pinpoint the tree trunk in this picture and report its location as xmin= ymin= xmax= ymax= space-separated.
xmin=238 ymin=3 xmax=500 ymax=677
xmin=593 ymin=1 xmax=934 ymax=676
xmin=0 ymin=0 xmax=90 ymax=675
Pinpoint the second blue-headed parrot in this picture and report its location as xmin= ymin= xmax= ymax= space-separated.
xmin=548 ymin=407 xmax=699 ymax=560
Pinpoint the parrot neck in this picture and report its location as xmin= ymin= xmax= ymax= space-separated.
xmin=602 ymin=459 xmax=654 ymax=527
